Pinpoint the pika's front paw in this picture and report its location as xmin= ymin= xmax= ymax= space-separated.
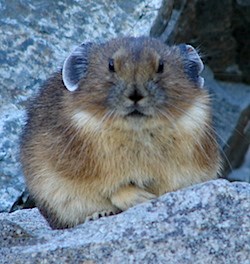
xmin=110 ymin=185 xmax=156 ymax=211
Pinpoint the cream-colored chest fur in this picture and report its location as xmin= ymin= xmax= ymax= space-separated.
xmin=92 ymin=125 xmax=199 ymax=197
xmin=71 ymin=96 xmax=213 ymax=198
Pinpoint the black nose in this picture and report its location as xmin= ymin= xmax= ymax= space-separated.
xmin=128 ymin=89 xmax=144 ymax=103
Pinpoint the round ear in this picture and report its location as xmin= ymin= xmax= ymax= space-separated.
xmin=178 ymin=44 xmax=204 ymax=88
xmin=62 ymin=42 xmax=93 ymax=92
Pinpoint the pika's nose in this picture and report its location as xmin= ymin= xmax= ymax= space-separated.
xmin=128 ymin=89 xmax=144 ymax=103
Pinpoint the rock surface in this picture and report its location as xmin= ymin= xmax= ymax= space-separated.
xmin=0 ymin=180 xmax=249 ymax=264
xmin=0 ymin=0 xmax=161 ymax=212
xmin=151 ymin=0 xmax=250 ymax=83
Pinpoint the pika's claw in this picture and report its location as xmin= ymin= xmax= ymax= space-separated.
xmin=85 ymin=210 xmax=120 ymax=222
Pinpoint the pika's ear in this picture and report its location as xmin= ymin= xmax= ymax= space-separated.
xmin=62 ymin=42 xmax=93 ymax=92
xmin=178 ymin=44 xmax=204 ymax=88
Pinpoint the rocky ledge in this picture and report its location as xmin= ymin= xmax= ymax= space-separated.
xmin=0 ymin=1 xmax=250 ymax=262
xmin=0 ymin=180 xmax=249 ymax=264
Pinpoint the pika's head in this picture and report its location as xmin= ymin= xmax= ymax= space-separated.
xmin=62 ymin=37 xmax=206 ymax=130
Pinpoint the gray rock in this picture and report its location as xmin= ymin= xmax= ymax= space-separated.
xmin=151 ymin=0 xmax=250 ymax=84
xmin=234 ymin=1 xmax=250 ymax=83
xmin=228 ymin=147 xmax=250 ymax=182
xmin=228 ymin=167 xmax=250 ymax=183
xmin=237 ymin=0 xmax=250 ymax=6
xmin=0 ymin=180 xmax=249 ymax=263
xmin=0 ymin=0 xmax=161 ymax=212
xmin=0 ymin=106 xmax=25 ymax=212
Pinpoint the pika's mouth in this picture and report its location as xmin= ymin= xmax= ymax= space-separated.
xmin=126 ymin=109 xmax=145 ymax=117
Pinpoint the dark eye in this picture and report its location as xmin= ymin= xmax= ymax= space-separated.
xmin=109 ymin=58 xmax=115 ymax=72
xmin=157 ymin=59 xmax=164 ymax=73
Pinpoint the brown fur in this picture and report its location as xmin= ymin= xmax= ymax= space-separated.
xmin=20 ymin=37 xmax=221 ymax=229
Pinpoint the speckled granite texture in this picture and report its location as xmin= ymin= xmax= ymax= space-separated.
xmin=0 ymin=180 xmax=249 ymax=263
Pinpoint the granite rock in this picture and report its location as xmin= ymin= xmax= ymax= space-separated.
xmin=0 ymin=180 xmax=249 ymax=264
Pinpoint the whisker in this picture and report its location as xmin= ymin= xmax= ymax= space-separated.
xmin=165 ymin=101 xmax=229 ymax=145
xmin=101 ymin=110 xmax=116 ymax=127
xmin=56 ymin=109 xmax=103 ymax=167
xmin=156 ymin=107 xmax=182 ymax=135
xmin=167 ymin=93 xmax=245 ymax=141
xmin=75 ymin=110 xmax=118 ymax=168
xmin=156 ymin=107 xmax=216 ymax=172
xmin=163 ymin=101 xmax=233 ymax=174
xmin=166 ymin=94 xmax=212 ymax=108
xmin=58 ymin=125 xmax=77 ymax=162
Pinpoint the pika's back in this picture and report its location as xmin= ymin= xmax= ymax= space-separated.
xmin=21 ymin=36 xmax=221 ymax=229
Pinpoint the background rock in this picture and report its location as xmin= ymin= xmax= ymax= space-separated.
xmin=0 ymin=0 xmax=161 ymax=212
xmin=151 ymin=0 xmax=250 ymax=83
xmin=228 ymin=148 xmax=250 ymax=183
xmin=0 ymin=180 xmax=249 ymax=263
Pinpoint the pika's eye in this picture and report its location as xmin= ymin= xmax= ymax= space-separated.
xmin=157 ymin=59 xmax=164 ymax=73
xmin=109 ymin=58 xmax=115 ymax=72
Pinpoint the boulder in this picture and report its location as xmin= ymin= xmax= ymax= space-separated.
xmin=151 ymin=0 xmax=250 ymax=83
xmin=0 ymin=180 xmax=249 ymax=263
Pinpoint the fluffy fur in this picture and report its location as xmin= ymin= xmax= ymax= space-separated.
xmin=21 ymin=37 xmax=221 ymax=229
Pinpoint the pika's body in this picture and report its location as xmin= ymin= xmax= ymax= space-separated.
xmin=21 ymin=37 xmax=221 ymax=229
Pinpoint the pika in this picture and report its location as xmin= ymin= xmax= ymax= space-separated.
xmin=21 ymin=37 xmax=221 ymax=229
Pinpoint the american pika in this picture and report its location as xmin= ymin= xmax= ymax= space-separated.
xmin=20 ymin=37 xmax=221 ymax=229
